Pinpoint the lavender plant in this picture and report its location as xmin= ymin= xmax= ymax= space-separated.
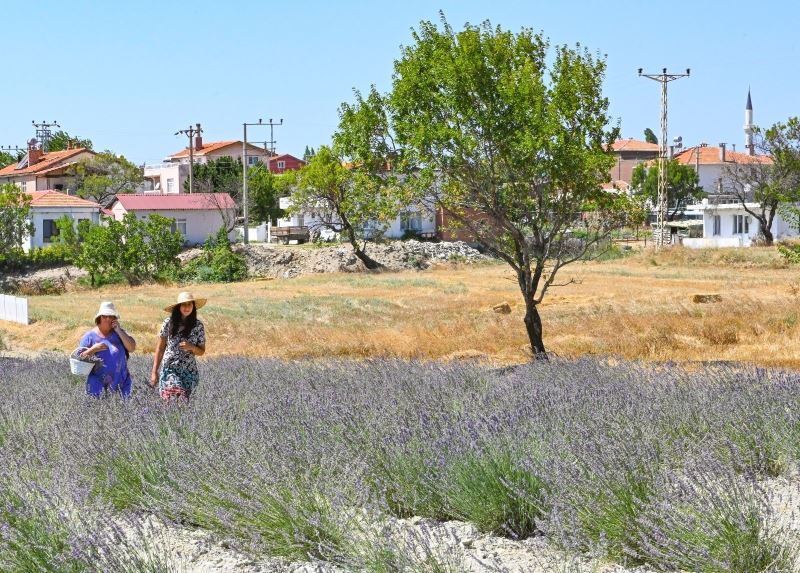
xmin=2 ymin=354 xmax=800 ymax=571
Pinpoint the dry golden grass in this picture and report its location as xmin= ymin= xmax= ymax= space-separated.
xmin=2 ymin=246 xmax=799 ymax=368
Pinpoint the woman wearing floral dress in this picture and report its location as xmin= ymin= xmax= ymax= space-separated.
xmin=150 ymin=292 xmax=206 ymax=400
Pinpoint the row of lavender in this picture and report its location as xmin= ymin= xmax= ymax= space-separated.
xmin=2 ymin=356 xmax=799 ymax=571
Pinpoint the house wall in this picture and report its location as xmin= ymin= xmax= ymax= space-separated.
xmin=112 ymin=207 xmax=236 ymax=245
xmin=269 ymin=155 xmax=304 ymax=174
xmin=142 ymin=163 xmax=188 ymax=194
xmin=24 ymin=207 xmax=100 ymax=252
xmin=690 ymin=205 xmax=799 ymax=248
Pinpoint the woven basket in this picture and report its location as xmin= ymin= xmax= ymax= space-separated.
xmin=69 ymin=357 xmax=95 ymax=376
xmin=69 ymin=346 xmax=97 ymax=376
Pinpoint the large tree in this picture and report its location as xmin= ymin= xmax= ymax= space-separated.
xmin=631 ymin=159 xmax=705 ymax=220
xmin=0 ymin=183 xmax=34 ymax=261
xmin=643 ymin=128 xmax=658 ymax=145
xmin=288 ymin=87 xmax=413 ymax=269
xmin=391 ymin=15 xmax=631 ymax=357
xmin=66 ymin=151 xmax=142 ymax=207
xmin=723 ymin=117 xmax=800 ymax=246
xmin=47 ymin=130 xmax=93 ymax=151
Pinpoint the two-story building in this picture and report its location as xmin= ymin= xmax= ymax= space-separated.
xmin=0 ymin=143 xmax=94 ymax=193
xmin=142 ymin=136 xmax=274 ymax=194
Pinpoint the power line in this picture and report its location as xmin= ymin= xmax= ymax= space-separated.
xmin=31 ymin=120 xmax=60 ymax=152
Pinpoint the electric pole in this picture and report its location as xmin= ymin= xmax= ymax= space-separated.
xmin=0 ymin=145 xmax=25 ymax=160
xmin=265 ymin=118 xmax=282 ymax=173
xmin=175 ymin=123 xmax=202 ymax=193
xmin=638 ymin=68 xmax=690 ymax=249
xmin=31 ymin=120 xmax=60 ymax=152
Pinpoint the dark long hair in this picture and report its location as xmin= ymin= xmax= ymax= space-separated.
xmin=170 ymin=303 xmax=198 ymax=338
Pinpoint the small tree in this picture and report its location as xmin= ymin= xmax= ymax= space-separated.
xmin=723 ymin=118 xmax=800 ymax=246
xmin=66 ymin=151 xmax=142 ymax=207
xmin=248 ymin=164 xmax=286 ymax=224
xmin=0 ymin=183 xmax=34 ymax=264
xmin=75 ymin=214 xmax=182 ymax=285
xmin=391 ymin=15 xmax=630 ymax=357
xmin=631 ymin=159 xmax=705 ymax=220
xmin=289 ymin=87 xmax=412 ymax=269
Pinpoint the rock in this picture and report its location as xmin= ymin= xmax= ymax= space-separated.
xmin=492 ymin=302 xmax=512 ymax=314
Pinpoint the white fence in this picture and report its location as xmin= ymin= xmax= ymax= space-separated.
xmin=0 ymin=294 xmax=29 ymax=325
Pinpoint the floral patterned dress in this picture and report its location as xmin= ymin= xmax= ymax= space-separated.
xmin=157 ymin=317 xmax=205 ymax=399
xmin=80 ymin=329 xmax=133 ymax=397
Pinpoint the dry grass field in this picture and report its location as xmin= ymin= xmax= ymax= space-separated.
xmin=2 ymin=246 xmax=799 ymax=368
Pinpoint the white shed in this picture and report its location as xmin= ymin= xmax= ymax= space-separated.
xmin=23 ymin=190 xmax=101 ymax=252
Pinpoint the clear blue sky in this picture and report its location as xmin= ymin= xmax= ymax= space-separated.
xmin=2 ymin=1 xmax=796 ymax=165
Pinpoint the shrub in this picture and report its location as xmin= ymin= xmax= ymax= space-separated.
xmin=177 ymin=228 xmax=248 ymax=283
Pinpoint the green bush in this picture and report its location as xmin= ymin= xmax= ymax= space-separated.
xmin=777 ymin=240 xmax=800 ymax=264
xmin=177 ymin=228 xmax=248 ymax=283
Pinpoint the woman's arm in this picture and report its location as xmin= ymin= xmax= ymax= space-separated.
xmin=179 ymin=340 xmax=205 ymax=356
xmin=112 ymin=319 xmax=136 ymax=353
xmin=150 ymin=336 xmax=167 ymax=388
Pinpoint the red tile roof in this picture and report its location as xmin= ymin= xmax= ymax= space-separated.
xmin=609 ymin=138 xmax=660 ymax=152
xmin=168 ymin=141 xmax=274 ymax=159
xmin=672 ymin=146 xmax=772 ymax=165
xmin=114 ymin=193 xmax=237 ymax=211
xmin=26 ymin=190 xmax=100 ymax=208
xmin=0 ymin=148 xmax=93 ymax=176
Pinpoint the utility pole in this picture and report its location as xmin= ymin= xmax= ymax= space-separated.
xmin=31 ymin=120 xmax=60 ymax=152
xmin=638 ymin=68 xmax=690 ymax=249
xmin=175 ymin=123 xmax=202 ymax=193
xmin=264 ymin=118 xmax=283 ymax=173
xmin=0 ymin=145 xmax=25 ymax=160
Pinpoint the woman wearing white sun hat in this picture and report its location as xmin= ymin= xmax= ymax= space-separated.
xmin=150 ymin=292 xmax=207 ymax=400
xmin=79 ymin=301 xmax=137 ymax=397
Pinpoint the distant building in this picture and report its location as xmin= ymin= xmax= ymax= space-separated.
xmin=607 ymin=138 xmax=659 ymax=183
xmin=0 ymin=141 xmax=94 ymax=193
xmin=109 ymin=193 xmax=237 ymax=245
xmin=22 ymin=190 xmax=101 ymax=252
xmin=268 ymin=153 xmax=305 ymax=174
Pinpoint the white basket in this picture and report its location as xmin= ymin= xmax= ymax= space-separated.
xmin=69 ymin=356 xmax=96 ymax=376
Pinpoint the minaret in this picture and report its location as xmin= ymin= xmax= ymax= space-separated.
xmin=744 ymin=88 xmax=754 ymax=155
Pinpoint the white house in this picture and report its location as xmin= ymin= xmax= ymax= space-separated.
xmin=109 ymin=193 xmax=237 ymax=245
xmin=275 ymin=196 xmax=437 ymax=242
xmin=22 ymin=190 xmax=101 ymax=252
xmin=142 ymin=137 xmax=274 ymax=194
xmin=0 ymin=144 xmax=95 ymax=193
xmin=683 ymin=200 xmax=799 ymax=248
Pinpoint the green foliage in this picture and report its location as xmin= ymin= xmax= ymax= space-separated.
xmin=75 ymin=214 xmax=182 ymax=285
xmin=643 ymin=128 xmax=658 ymax=145
xmin=248 ymin=164 xmax=286 ymax=224
xmin=0 ymin=183 xmax=34 ymax=263
xmin=631 ymin=159 xmax=705 ymax=219
xmin=177 ymin=227 xmax=248 ymax=283
xmin=65 ymin=151 xmax=142 ymax=207
xmin=0 ymin=150 xmax=22 ymax=169
xmin=46 ymin=130 xmax=93 ymax=151
xmin=777 ymin=240 xmax=800 ymax=263
xmin=390 ymin=14 xmax=623 ymax=354
xmin=290 ymin=87 xmax=417 ymax=269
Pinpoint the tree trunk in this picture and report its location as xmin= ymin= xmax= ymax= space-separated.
xmin=522 ymin=293 xmax=547 ymax=360
xmin=761 ymin=227 xmax=774 ymax=246
xmin=345 ymin=227 xmax=382 ymax=270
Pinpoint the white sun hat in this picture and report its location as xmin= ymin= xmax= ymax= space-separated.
xmin=93 ymin=301 xmax=120 ymax=321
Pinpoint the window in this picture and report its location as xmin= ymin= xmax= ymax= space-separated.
xmin=401 ymin=211 xmax=423 ymax=231
xmin=733 ymin=214 xmax=750 ymax=234
xmin=170 ymin=218 xmax=187 ymax=237
xmin=43 ymin=219 xmax=59 ymax=242
xmin=166 ymin=178 xmax=175 ymax=193
xmin=248 ymin=156 xmax=261 ymax=166
xmin=54 ymin=183 xmax=64 ymax=191
xmin=277 ymin=160 xmax=286 ymax=170
xmin=712 ymin=215 xmax=721 ymax=236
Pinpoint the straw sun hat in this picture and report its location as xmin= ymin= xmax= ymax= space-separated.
xmin=164 ymin=291 xmax=207 ymax=313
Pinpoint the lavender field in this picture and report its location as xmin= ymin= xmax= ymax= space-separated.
xmin=2 ymin=355 xmax=800 ymax=572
